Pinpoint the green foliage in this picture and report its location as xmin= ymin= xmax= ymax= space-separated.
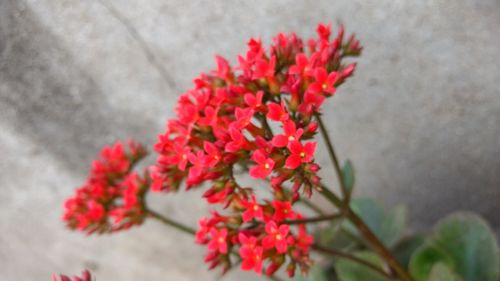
xmin=334 ymin=251 xmax=387 ymax=281
xmin=393 ymin=234 xmax=427 ymax=267
xmin=427 ymin=263 xmax=464 ymax=281
xmin=409 ymin=243 xmax=455 ymax=281
xmin=313 ymin=200 xmax=499 ymax=281
xmin=433 ymin=212 xmax=500 ymax=281
xmin=409 ymin=212 xmax=500 ymax=281
xmin=349 ymin=198 xmax=407 ymax=248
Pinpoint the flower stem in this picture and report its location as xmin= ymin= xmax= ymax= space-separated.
xmin=147 ymin=209 xmax=196 ymax=235
xmin=284 ymin=213 xmax=342 ymax=225
xmin=312 ymin=244 xmax=395 ymax=280
xmin=345 ymin=208 xmax=414 ymax=281
xmin=315 ymin=113 xmax=349 ymax=202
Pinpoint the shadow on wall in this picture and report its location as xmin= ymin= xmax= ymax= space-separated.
xmin=0 ymin=0 xmax=155 ymax=174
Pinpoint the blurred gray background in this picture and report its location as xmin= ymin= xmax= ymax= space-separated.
xmin=0 ymin=0 xmax=499 ymax=280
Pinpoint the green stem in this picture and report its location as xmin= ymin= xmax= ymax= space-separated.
xmin=318 ymin=185 xmax=413 ymax=281
xmin=147 ymin=209 xmax=196 ymax=235
xmin=298 ymin=198 xmax=326 ymax=215
xmin=345 ymin=209 xmax=414 ymax=281
xmin=315 ymin=113 xmax=349 ymax=202
xmin=312 ymin=244 xmax=395 ymax=280
xmin=318 ymin=185 xmax=343 ymax=207
xmin=284 ymin=213 xmax=342 ymax=225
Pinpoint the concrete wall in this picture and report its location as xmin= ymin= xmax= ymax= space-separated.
xmin=0 ymin=0 xmax=499 ymax=280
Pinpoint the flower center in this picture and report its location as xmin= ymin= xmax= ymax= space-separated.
xmin=182 ymin=154 xmax=187 ymax=160
xmin=276 ymin=234 xmax=282 ymax=240
xmin=322 ymin=83 xmax=328 ymax=90
xmin=300 ymin=152 xmax=306 ymax=158
xmin=264 ymin=163 xmax=270 ymax=169
xmin=288 ymin=135 xmax=295 ymax=141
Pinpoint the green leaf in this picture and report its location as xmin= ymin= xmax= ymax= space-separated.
xmin=409 ymin=243 xmax=455 ymax=281
xmin=342 ymin=160 xmax=355 ymax=195
xmin=316 ymin=225 xmax=357 ymax=250
xmin=433 ymin=212 xmax=500 ymax=281
xmin=381 ymin=204 xmax=407 ymax=247
xmin=427 ymin=263 xmax=464 ymax=281
xmin=349 ymin=199 xmax=407 ymax=248
xmin=393 ymin=234 xmax=427 ymax=267
xmin=292 ymin=265 xmax=328 ymax=281
xmin=334 ymin=251 xmax=388 ymax=281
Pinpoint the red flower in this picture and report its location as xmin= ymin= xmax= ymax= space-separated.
xmin=285 ymin=141 xmax=317 ymax=169
xmin=272 ymin=200 xmax=294 ymax=222
xmin=239 ymin=233 xmax=263 ymax=274
xmin=244 ymin=91 xmax=264 ymax=110
xmin=203 ymin=141 xmax=222 ymax=168
xmin=240 ymin=195 xmax=264 ymax=222
xmin=232 ymin=107 xmax=255 ymax=130
xmin=240 ymin=245 xmax=264 ymax=274
xmin=207 ymin=228 xmax=228 ymax=254
xmin=296 ymin=224 xmax=314 ymax=252
xmin=267 ymin=101 xmax=289 ymax=122
xmin=272 ymin=120 xmax=304 ymax=148
xmin=316 ymin=23 xmax=331 ymax=41
xmin=198 ymin=106 xmax=219 ymax=127
xmin=262 ymin=221 xmax=290 ymax=253
xmin=187 ymin=151 xmax=206 ymax=185
xmin=289 ymin=53 xmax=316 ymax=77
xmin=225 ymin=127 xmax=250 ymax=153
xmin=253 ymin=56 xmax=276 ymax=79
xmin=53 ymin=270 xmax=92 ymax=281
xmin=214 ymin=55 xmax=232 ymax=81
xmin=238 ymin=232 xmax=258 ymax=248
xmin=249 ymin=150 xmax=275 ymax=179
xmin=169 ymin=143 xmax=191 ymax=171
xmin=308 ymin=67 xmax=338 ymax=96
xmin=63 ymin=141 xmax=147 ymax=234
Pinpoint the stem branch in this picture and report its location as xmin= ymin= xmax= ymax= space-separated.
xmin=147 ymin=209 xmax=196 ymax=235
xmin=345 ymin=209 xmax=414 ymax=281
xmin=284 ymin=213 xmax=342 ymax=225
xmin=312 ymin=244 xmax=395 ymax=280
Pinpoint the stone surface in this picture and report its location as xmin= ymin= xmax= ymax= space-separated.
xmin=0 ymin=0 xmax=499 ymax=280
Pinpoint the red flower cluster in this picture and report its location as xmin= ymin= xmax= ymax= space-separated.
xmin=62 ymin=22 xmax=361 ymax=278
xmin=195 ymin=200 xmax=313 ymax=276
xmin=53 ymin=270 xmax=92 ymax=281
xmin=151 ymin=23 xmax=361 ymax=276
xmin=63 ymin=141 xmax=148 ymax=234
